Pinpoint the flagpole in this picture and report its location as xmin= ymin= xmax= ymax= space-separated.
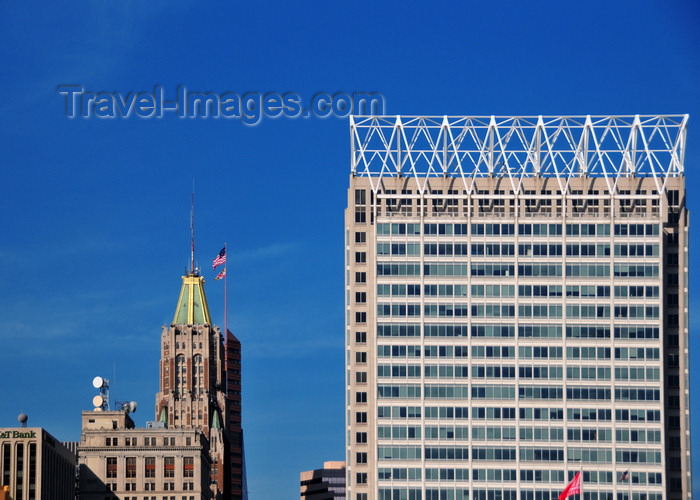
xmin=580 ymin=463 xmax=583 ymax=499
xmin=628 ymin=470 xmax=632 ymax=500
xmin=224 ymin=242 xmax=228 ymax=341
xmin=222 ymin=242 xmax=229 ymax=397
xmin=559 ymin=462 xmax=582 ymax=500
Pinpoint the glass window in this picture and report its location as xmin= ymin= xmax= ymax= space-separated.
xmin=144 ymin=457 xmax=155 ymax=478
xmin=106 ymin=457 xmax=117 ymax=478
xmin=183 ymin=457 xmax=194 ymax=478
xmin=164 ymin=457 xmax=175 ymax=478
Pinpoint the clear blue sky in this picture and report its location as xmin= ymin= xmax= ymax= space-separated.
xmin=1 ymin=1 xmax=699 ymax=498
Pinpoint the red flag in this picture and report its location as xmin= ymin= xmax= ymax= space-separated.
xmin=558 ymin=472 xmax=581 ymax=500
xmin=215 ymin=268 xmax=226 ymax=280
xmin=213 ymin=247 xmax=226 ymax=269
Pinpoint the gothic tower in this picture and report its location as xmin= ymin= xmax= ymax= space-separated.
xmin=155 ymin=271 xmax=230 ymax=499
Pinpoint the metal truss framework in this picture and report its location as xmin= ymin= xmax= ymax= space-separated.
xmin=350 ymin=115 xmax=688 ymax=195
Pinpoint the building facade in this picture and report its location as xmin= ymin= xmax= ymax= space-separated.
xmin=345 ymin=116 xmax=691 ymax=500
xmin=78 ymin=411 xmax=211 ymax=500
xmin=0 ymin=427 xmax=76 ymax=500
xmin=300 ymin=461 xmax=346 ymax=500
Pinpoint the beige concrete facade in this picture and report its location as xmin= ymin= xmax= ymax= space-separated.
xmin=346 ymin=173 xmax=690 ymax=499
xmin=0 ymin=427 xmax=76 ymax=500
xmin=77 ymin=410 xmax=211 ymax=500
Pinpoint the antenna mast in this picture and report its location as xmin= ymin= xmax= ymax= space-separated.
xmin=190 ymin=184 xmax=195 ymax=274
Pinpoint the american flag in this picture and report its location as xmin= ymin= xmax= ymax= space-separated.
xmin=215 ymin=268 xmax=226 ymax=280
xmin=619 ymin=470 xmax=629 ymax=481
xmin=212 ymin=247 xmax=226 ymax=269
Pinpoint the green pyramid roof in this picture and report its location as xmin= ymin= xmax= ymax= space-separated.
xmin=173 ymin=274 xmax=212 ymax=325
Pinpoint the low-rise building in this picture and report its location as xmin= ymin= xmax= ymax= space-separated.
xmin=300 ymin=461 xmax=346 ymax=500
xmin=78 ymin=410 xmax=211 ymax=500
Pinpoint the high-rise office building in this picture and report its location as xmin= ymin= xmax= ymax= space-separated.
xmin=345 ymin=116 xmax=690 ymax=500
xmin=225 ymin=330 xmax=246 ymax=498
xmin=156 ymin=270 xmax=247 ymax=499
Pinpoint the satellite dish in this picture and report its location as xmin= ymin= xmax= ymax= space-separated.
xmin=92 ymin=376 xmax=104 ymax=389
xmin=117 ymin=400 xmax=138 ymax=413
xmin=92 ymin=395 xmax=104 ymax=407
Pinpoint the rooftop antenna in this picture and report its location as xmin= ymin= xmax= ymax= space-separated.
xmin=190 ymin=181 xmax=196 ymax=275
xmin=92 ymin=376 xmax=110 ymax=411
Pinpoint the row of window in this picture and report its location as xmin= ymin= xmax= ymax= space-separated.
xmin=376 ymin=405 xmax=661 ymax=423
xmin=376 ymin=262 xmax=660 ymax=278
xmin=375 ymin=384 xmax=660 ymax=401
xmin=376 ymin=446 xmax=662 ymax=464
xmin=375 ymin=468 xmax=660 ymax=485
xmin=373 ymin=489 xmax=664 ymax=500
xmin=378 ymin=346 xmax=658 ymax=363
xmin=105 ymin=456 xmax=194 ymax=479
xmin=377 ymin=242 xmax=659 ymax=257
xmin=375 ymin=222 xmax=659 ymax=237
xmin=121 ymin=495 xmax=196 ymax=500
xmin=378 ymin=303 xmax=660 ymax=319
xmin=377 ymin=445 xmax=628 ymax=463
xmin=377 ymin=365 xmax=659 ymax=382
xmin=377 ymin=425 xmax=659 ymax=443
xmin=104 ymin=436 xmax=186 ymax=447
xmin=376 ymin=323 xmax=659 ymax=340
xmin=377 ymin=344 xmax=568 ymax=359
xmin=377 ymin=284 xmax=659 ymax=298
xmin=376 ymin=487 xmax=462 ymax=500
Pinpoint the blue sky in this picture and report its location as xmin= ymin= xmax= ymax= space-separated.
xmin=1 ymin=1 xmax=699 ymax=498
